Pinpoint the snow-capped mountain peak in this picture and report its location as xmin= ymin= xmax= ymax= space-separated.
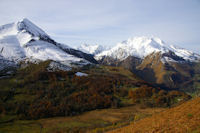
xmin=95 ymin=37 xmax=168 ymax=60
xmin=95 ymin=36 xmax=200 ymax=62
xmin=17 ymin=18 xmax=50 ymax=39
xmin=0 ymin=18 xmax=49 ymax=39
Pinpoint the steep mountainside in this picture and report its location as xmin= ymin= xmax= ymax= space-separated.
xmin=0 ymin=18 xmax=97 ymax=73
xmin=136 ymin=52 xmax=194 ymax=88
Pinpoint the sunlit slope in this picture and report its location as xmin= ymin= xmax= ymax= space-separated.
xmin=109 ymin=97 xmax=200 ymax=133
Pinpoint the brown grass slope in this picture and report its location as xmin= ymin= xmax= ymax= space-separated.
xmin=108 ymin=97 xmax=200 ymax=133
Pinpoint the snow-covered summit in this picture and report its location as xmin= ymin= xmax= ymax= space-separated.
xmin=18 ymin=18 xmax=50 ymax=39
xmin=95 ymin=36 xmax=200 ymax=62
xmin=0 ymin=18 xmax=49 ymax=40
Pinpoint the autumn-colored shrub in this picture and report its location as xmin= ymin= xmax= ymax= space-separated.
xmin=129 ymin=86 xmax=191 ymax=107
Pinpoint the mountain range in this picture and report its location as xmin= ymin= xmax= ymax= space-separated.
xmin=1 ymin=18 xmax=200 ymax=133
xmin=0 ymin=18 xmax=200 ymax=93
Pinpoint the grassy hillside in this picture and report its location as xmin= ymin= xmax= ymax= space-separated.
xmin=109 ymin=97 xmax=200 ymax=133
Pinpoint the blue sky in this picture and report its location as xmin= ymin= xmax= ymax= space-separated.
xmin=0 ymin=0 xmax=200 ymax=52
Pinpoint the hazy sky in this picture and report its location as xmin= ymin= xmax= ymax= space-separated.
xmin=0 ymin=0 xmax=200 ymax=52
